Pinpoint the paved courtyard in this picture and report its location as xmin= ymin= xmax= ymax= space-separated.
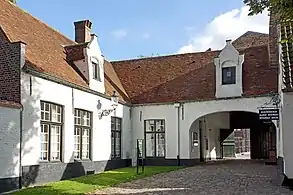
xmin=92 ymin=160 xmax=293 ymax=195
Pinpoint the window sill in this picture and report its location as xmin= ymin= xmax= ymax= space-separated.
xmin=145 ymin=157 xmax=165 ymax=159
xmin=73 ymin=159 xmax=92 ymax=163
xmin=39 ymin=160 xmax=62 ymax=164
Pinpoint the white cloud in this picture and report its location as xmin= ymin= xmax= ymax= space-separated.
xmin=142 ymin=32 xmax=151 ymax=39
xmin=111 ymin=29 xmax=127 ymax=40
xmin=178 ymin=6 xmax=269 ymax=53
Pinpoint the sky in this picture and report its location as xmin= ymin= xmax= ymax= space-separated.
xmin=17 ymin=0 xmax=269 ymax=61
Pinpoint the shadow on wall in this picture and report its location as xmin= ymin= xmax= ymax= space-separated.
xmin=0 ymin=74 xmax=41 ymax=193
xmin=20 ymin=74 xmax=41 ymax=188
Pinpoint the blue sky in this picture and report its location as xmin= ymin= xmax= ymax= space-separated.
xmin=17 ymin=0 xmax=264 ymax=61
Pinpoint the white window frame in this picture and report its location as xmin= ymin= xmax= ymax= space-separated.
xmin=144 ymin=119 xmax=165 ymax=158
xmin=40 ymin=101 xmax=63 ymax=162
xmin=74 ymin=109 xmax=92 ymax=160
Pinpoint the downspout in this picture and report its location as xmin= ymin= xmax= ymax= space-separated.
xmin=174 ymin=103 xmax=181 ymax=166
xmin=19 ymin=106 xmax=23 ymax=190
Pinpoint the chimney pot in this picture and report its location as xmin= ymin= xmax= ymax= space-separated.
xmin=226 ymin=39 xmax=232 ymax=43
xmin=74 ymin=20 xmax=93 ymax=43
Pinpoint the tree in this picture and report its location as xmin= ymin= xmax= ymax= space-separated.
xmin=244 ymin=0 xmax=293 ymax=21
xmin=244 ymin=0 xmax=293 ymax=42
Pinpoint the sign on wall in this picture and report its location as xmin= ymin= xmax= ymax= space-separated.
xmin=259 ymin=109 xmax=279 ymax=120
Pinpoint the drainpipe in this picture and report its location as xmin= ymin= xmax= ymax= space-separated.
xmin=19 ymin=106 xmax=23 ymax=190
xmin=174 ymin=102 xmax=181 ymax=166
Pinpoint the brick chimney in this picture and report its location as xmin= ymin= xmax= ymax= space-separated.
xmin=74 ymin=20 xmax=92 ymax=43
xmin=268 ymin=12 xmax=279 ymax=68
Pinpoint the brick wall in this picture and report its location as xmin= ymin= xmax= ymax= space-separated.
xmin=0 ymin=28 xmax=22 ymax=103
xmin=269 ymin=13 xmax=279 ymax=68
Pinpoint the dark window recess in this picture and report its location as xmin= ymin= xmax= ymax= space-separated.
xmin=111 ymin=117 xmax=122 ymax=159
xmin=92 ymin=62 xmax=101 ymax=81
xmin=222 ymin=66 xmax=236 ymax=85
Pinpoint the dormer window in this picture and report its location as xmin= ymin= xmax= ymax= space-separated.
xmin=214 ymin=40 xmax=244 ymax=98
xmin=222 ymin=66 xmax=236 ymax=85
xmin=92 ymin=61 xmax=101 ymax=81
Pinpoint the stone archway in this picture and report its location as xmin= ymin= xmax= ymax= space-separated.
xmin=189 ymin=111 xmax=277 ymax=162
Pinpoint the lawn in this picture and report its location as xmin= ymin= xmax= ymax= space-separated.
xmin=10 ymin=166 xmax=184 ymax=195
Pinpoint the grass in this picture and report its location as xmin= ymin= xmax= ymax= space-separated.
xmin=10 ymin=166 xmax=185 ymax=195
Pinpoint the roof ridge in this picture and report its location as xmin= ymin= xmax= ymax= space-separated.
xmin=233 ymin=31 xmax=269 ymax=43
xmin=111 ymin=50 xmax=220 ymax=64
xmin=4 ymin=0 xmax=76 ymax=44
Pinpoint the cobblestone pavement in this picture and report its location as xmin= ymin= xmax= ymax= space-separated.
xmin=92 ymin=160 xmax=293 ymax=195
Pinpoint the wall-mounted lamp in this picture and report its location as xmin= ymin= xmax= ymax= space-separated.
xmin=98 ymin=91 xmax=119 ymax=119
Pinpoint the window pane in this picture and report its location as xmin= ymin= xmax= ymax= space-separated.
xmin=111 ymin=120 xmax=115 ymax=130
xmin=156 ymin=120 xmax=164 ymax=132
xmin=50 ymin=125 xmax=61 ymax=161
xmin=51 ymin=104 xmax=62 ymax=123
xmin=117 ymin=119 xmax=121 ymax=131
xmin=146 ymin=120 xmax=155 ymax=132
xmin=111 ymin=131 xmax=115 ymax=158
xmin=222 ymin=67 xmax=236 ymax=85
xmin=156 ymin=133 xmax=165 ymax=157
xmin=74 ymin=127 xmax=81 ymax=159
xmin=82 ymin=129 xmax=90 ymax=159
xmin=41 ymin=102 xmax=50 ymax=121
xmin=74 ymin=109 xmax=81 ymax=125
xmin=92 ymin=63 xmax=97 ymax=79
xmin=146 ymin=133 xmax=155 ymax=157
xmin=40 ymin=124 xmax=49 ymax=161
xmin=44 ymin=103 xmax=50 ymax=112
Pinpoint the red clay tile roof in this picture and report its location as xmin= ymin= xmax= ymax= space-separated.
xmin=104 ymin=60 xmax=130 ymax=102
xmin=64 ymin=42 xmax=89 ymax=62
xmin=232 ymin=31 xmax=269 ymax=49
xmin=0 ymin=0 xmax=127 ymax=101
xmin=112 ymin=45 xmax=278 ymax=104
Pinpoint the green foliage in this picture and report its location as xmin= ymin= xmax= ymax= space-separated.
xmin=243 ymin=0 xmax=293 ymax=21
xmin=10 ymin=166 xmax=184 ymax=195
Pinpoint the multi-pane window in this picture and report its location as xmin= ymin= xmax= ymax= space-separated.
xmin=74 ymin=109 xmax=92 ymax=160
xmin=111 ymin=117 xmax=122 ymax=159
xmin=40 ymin=101 xmax=63 ymax=161
xmin=145 ymin=120 xmax=165 ymax=157
xmin=222 ymin=66 xmax=236 ymax=85
xmin=92 ymin=61 xmax=100 ymax=81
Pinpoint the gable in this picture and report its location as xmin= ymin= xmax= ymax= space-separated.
xmin=0 ymin=0 xmax=127 ymax=102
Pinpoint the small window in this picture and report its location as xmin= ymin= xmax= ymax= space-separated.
xmin=192 ymin=132 xmax=199 ymax=147
xmin=92 ymin=61 xmax=101 ymax=81
xmin=222 ymin=66 xmax=236 ymax=85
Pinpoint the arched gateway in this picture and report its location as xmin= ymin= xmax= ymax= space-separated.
xmin=189 ymin=111 xmax=277 ymax=162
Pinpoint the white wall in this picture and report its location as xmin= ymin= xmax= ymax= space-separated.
xmin=281 ymin=92 xmax=293 ymax=178
xmin=21 ymin=72 xmax=132 ymax=166
xmin=0 ymin=106 xmax=20 ymax=178
xmin=132 ymin=95 xmax=277 ymax=164
xmin=86 ymin=35 xmax=105 ymax=93
xmin=189 ymin=112 xmax=229 ymax=160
